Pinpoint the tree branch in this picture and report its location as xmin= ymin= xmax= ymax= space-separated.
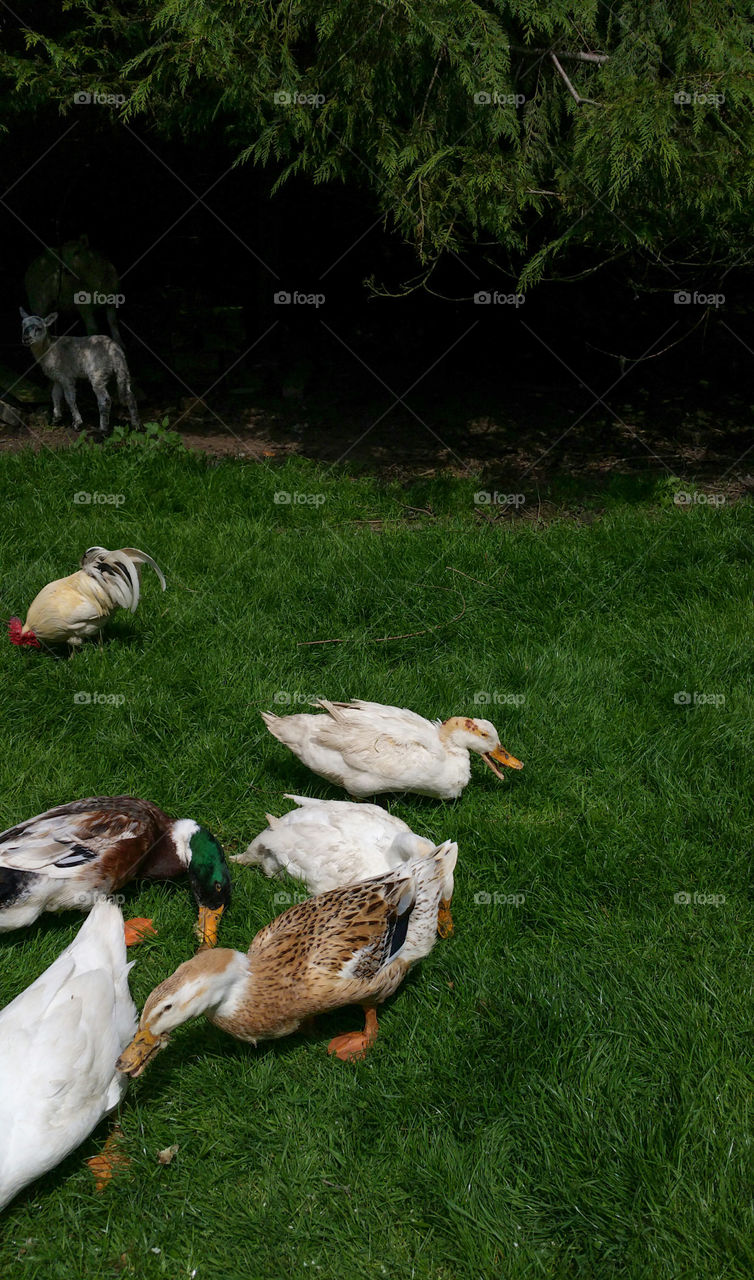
xmin=508 ymin=45 xmax=609 ymax=64
xmin=549 ymin=51 xmax=599 ymax=106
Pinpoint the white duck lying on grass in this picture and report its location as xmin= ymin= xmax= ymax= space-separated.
xmin=262 ymin=699 xmax=523 ymax=800
xmin=0 ymin=900 xmax=137 ymax=1211
xmin=118 ymin=840 xmax=457 ymax=1073
xmin=232 ymin=794 xmax=456 ymax=936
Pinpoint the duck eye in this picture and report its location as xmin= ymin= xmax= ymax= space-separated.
xmin=162 ymin=1003 xmax=173 ymax=1012
xmin=214 ymin=881 xmax=222 ymax=892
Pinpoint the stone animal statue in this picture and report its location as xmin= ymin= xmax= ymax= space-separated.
xmin=25 ymin=236 xmax=123 ymax=346
xmin=0 ymin=401 xmax=22 ymax=429
xmin=20 ymin=309 xmax=139 ymax=435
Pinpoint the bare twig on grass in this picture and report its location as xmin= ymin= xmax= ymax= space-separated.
xmin=297 ymin=579 xmax=466 ymax=646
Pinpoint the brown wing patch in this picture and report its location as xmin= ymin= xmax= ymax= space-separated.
xmin=42 ymin=795 xmax=167 ymax=823
xmin=78 ymin=811 xmax=142 ymax=841
xmin=249 ymin=873 xmax=413 ymax=983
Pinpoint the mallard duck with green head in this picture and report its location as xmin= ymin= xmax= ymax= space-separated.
xmin=0 ymin=796 xmax=231 ymax=946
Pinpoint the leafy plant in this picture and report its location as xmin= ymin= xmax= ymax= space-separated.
xmin=73 ymin=418 xmax=185 ymax=451
xmin=2 ymin=2 xmax=753 ymax=289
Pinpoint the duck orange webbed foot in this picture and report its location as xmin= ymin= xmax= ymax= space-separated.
xmin=123 ymin=917 xmax=157 ymax=947
xmin=327 ymin=1006 xmax=378 ymax=1062
xmin=437 ymin=898 xmax=454 ymax=938
xmin=86 ymin=1123 xmax=130 ymax=1192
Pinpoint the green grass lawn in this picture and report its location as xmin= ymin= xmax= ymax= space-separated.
xmin=0 ymin=443 xmax=752 ymax=1279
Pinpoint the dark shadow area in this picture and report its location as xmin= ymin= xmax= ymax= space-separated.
xmin=1 ymin=113 xmax=752 ymax=490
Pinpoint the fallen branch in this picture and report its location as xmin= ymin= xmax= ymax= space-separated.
xmin=447 ymin=565 xmax=506 ymax=589
xmin=297 ymin=581 xmax=466 ymax=646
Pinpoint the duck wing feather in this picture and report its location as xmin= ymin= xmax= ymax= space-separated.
xmin=313 ymin=700 xmax=446 ymax=788
xmin=248 ymin=869 xmax=417 ymax=990
xmin=0 ymin=797 xmax=166 ymax=878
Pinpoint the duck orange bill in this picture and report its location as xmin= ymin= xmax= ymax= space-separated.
xmin=482 ymin=746 xmax=524 ymax=780
xmin=194 ymin=903 xmax=224 ymax=950
xmin=116 ymin=1027 xmax=169 ymax=1078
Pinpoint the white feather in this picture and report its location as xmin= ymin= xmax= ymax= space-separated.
xmin=0 ymin=900 xmax=137 ymax=1210
xmin=0 ymin=814 xmax=138 ymax=875
xmin=232 ymin=795 xmax=453 ymax=897
xmin=82 ymin=546 xmax=166 ymax=613
xmin=261 ymin=700 xmax=509 ymax=799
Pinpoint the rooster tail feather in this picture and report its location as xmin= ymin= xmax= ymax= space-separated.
xmin=119 ymin=548 xmax=166 ymax=593
xmin=81 ymin=546 xmax=165 ymax=613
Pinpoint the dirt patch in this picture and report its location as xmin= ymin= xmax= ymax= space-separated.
xmin=3 ymin=381 xmax=753 ymax=502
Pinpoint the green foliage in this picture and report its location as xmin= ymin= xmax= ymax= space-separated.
xmin=73 ymin=419 xmax=186 ymax=452
xmin=3 ymin=2 xmax=753 ymax=287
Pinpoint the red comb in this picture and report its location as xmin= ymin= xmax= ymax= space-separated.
xmin=8 ymin=617 xmax=40 ymax=648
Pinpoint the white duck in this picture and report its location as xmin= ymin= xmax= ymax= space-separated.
xmin=261 ymin=699 xmax=523 ymax=800
xmin=232 ymin=794 xmax=456 ymax=936
xmin=0 ymin=899 xmax=137 ymax=1211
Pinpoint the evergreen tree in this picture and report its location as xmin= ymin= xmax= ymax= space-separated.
xmin=2 ymin=1 xmax=753 ymax=287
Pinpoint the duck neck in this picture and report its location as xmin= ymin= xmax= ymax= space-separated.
xmin=438 ymin=717 xmax=468 ymax=751
xmin=155 ymin=949 xmax=250 ymax=1029
xmin=169 ymin=818 xmax=200 ymax=869
xmin=200 ymin=950 xmax=252 ymax=1021
xmin=388 ymin=831 xmax=433 ymax=865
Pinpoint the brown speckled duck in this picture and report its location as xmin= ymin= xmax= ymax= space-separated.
xmin=117 ymin=839 xmax=457 ymax=1073
xmin=0 ymin=796 xmax=230 ymax=947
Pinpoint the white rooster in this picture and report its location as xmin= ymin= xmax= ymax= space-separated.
xmin=8 ymin=545 xmax=166 ymax=649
